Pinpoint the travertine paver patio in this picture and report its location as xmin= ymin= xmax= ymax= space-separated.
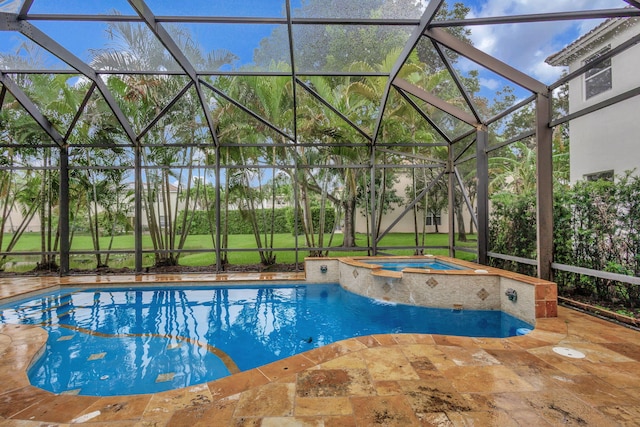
xmin=1 ymin=274 xmax=639 ymax=426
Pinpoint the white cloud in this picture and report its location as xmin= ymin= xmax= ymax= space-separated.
xmin=530 ymin=61 xmax=564 ymax=83
xmin=479 ymin=77 xmax=500 ymax=90
xmin=466 ymin=0 xmax=623 ymax=84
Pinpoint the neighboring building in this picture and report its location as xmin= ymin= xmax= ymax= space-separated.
xmin=4 ymin=207 xmax=40 ymax=233
xmin=546 ymin=17 xmax=640 ymax=183
xmin=134 ymin=181 xmax=182 ymax=230
xmin=355 ymin=173 xmax=472 ymax=235
xmin=0 ymin=181 xmax=180 ymax=235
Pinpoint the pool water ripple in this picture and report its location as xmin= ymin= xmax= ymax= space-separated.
xmin=55 ymin=323 xmax=240 ymax=373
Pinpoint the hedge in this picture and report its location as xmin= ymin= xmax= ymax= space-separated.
xmin=177 ymin=207 xmax=336 ymax=235
xmin=489 ymin=172 xmax=640 ymax=307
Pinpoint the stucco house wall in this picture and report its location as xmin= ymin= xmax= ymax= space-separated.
xmin=546 ymin=17 xmax=640 ymax=183
xmin=354 ymin=174 xmax=473 ymax=234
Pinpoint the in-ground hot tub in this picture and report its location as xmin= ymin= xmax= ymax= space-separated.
xmin=305 ymin=255 xmax=558 ymax=326
xmin=362 ymin=258 xmax=467 ymax=271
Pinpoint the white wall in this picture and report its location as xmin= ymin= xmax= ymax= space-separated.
xmin=354 ymin=174 xmax=473 ymax=234
xmin=3 ymin=207 xmax=40 ymax=233
xmin=566 ymin=21 xmax=640 ymax=183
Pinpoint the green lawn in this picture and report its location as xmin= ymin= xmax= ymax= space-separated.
xmin=1 ymin=232 xmax=477 ymax=271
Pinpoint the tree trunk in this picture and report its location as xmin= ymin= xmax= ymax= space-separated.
xmin=342 ymin=196 xmax=357 ymax=247
xmin=39 ymin=170 xmax=46 ymax=267
xmin=0 ymin=174 xmax=16 ymax=265
xmin=220 ymin=147 xmax=230 ymax=266
xmin=456 ymin=206 xmax=467 ymax=242
xmin=411 ymin=170 xmax=422 ymax=255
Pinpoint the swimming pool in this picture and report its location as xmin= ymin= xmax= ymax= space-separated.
xmin=0 ymin=284 xmax=532 ymax=396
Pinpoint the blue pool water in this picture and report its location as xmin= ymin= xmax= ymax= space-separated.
xmin=366 ymin=260 xmax=466 ymax=271
xmin=0 ymin=284 xmax=531 ymax=396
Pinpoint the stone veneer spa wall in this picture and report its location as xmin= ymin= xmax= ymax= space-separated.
xmin=305 ymin=256 xmax=557 ymax=326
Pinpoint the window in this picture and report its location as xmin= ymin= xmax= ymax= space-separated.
xmin=584 ymin=46 xmax=612 ymax=100
xmin=584 ymin=170 xmax=614 ymax=182
xmin=425 ymin=212 xmax=441 ymax=226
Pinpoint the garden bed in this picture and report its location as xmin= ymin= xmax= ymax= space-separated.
xmin=559 ymin=296 xmax=640 ymax=328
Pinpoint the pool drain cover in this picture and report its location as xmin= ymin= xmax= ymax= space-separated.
xmin=553 ymin=347 xmax=585 ymax=359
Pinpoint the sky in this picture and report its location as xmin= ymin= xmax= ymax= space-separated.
xmin=0 ymin=0 xmax=631 ymax=98
xmin=463 ymin=0 xmax=625 ymax=86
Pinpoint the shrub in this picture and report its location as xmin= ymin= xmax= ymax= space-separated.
xmin=285 ymin=207 xmax=336 ymax=235
xmin=489 ymin=172 xmax=640 ymax=307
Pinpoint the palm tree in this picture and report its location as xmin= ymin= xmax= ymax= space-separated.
xmin=207 ymin=65 xmax=296 ymax=265
xmin=0 ymin=116 xmax=36 ymax=268
xmin=489 ymin=139 xmax=569 ymax=195
xmin=2 ymin=72 xmax=81 ymax=270
xmin=67 ymin=116 xmax=132 ymax=267
xmin=91 ymin=21 xmax=236 ymax=267
xmin=332 ymin=50 xmax=452 ymax=248
xmin=295 ymin=74 xmax=374 ymax=249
